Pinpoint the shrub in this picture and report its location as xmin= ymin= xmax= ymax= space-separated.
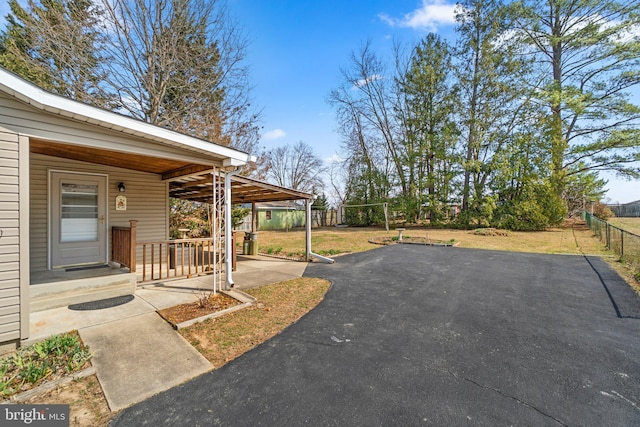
xmin=592 ymin=202 xmax=615 ymax=220
xmin=493 ymin=199 xmax=550 ymax=231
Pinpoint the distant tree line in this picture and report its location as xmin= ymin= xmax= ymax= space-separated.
xmin=329 ymin=0 xmax=640 ymax=230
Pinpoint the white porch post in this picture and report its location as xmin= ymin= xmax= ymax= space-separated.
xmin=225 ymin=168 xmax=240 ymax=289
xmin=211 ymin=169 xmax=218 ymax=294
xmin=305 ymin=196 xmax=335 ymax=264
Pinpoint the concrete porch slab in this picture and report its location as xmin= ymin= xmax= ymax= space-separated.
xmin=135 ymin=275 xmax=219 ymax=310
xmin=233 ymin=255 xmax=308 ymax=289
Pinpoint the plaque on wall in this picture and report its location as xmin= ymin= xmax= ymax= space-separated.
xmin=116 ymin=195 xmax=127 ymax=211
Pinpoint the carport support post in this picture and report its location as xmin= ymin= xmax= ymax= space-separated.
xmin=305 ymin=197 xmax=314 ymax=262
xmin=252 ymin=202 xmax=257 ymax=233
xmin=225 ymin=168 xmax=240 ymax=289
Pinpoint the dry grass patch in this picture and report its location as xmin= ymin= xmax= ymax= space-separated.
xmin=180 ymin=277 xmax=331 ymax=368
xmin=608 ymin=217 xmax=640 ymax=235
xmin=256 ymin=223 xmax=609 ymax=257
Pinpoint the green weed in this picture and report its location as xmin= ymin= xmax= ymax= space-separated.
xmin=0 ymin=332 xmax=91 ymax=398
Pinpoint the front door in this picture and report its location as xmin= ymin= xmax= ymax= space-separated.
xmin=50 ymin=172 xmax=107 ymax=268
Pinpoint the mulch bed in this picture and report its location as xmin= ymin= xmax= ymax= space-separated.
xmin=157 ymin=292 xmax=241 ymax=325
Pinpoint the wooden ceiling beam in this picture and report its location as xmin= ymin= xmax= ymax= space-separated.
xmin=162 ymin=165 xmax=213 ymax=181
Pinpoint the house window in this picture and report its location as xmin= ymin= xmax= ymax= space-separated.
xmin=265 ymin=210 xmax=272 ymax=220
xmin=60 ymin=183 xmax=99 ymax=242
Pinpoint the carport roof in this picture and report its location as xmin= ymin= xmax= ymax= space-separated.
xmin=169 ymin=172 xmax=313 ymax=204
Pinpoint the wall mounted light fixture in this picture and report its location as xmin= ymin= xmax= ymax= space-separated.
xmin=118 ymin=182 xmax=126 ymax=192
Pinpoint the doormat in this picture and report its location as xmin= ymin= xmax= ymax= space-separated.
xmin=65 ymin=264 xmax=109 ymax=272
xmin=68 ymin=295 xmax=134 ymax=311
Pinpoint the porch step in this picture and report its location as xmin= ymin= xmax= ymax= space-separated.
xmin=31 ymin=274 xmax=136 ymax=312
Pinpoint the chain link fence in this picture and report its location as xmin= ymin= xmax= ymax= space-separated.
xmin=583 ymin=212 xmax=640 ymax=276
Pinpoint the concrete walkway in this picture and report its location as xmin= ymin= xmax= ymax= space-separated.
xmin=27 ymin=255 xmax=308 ymax=411
xmin=80 ymin=312 xmax=210 ymax=411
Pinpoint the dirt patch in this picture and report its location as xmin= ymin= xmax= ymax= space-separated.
xmin=23 ymin=374 xmax=112 ymax=426
xmin=369 ymin=236 xmax=457 ymax=246
xmin=157 ymin=292 xmax=241 ymax=325
xmin=473 ymin=228 xmax=509 ymax=236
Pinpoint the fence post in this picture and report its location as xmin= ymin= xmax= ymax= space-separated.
xmin=621 ymin=231 xmax=624 ymax=260
xmin=606 ymin=223 xmax=610 ymax=249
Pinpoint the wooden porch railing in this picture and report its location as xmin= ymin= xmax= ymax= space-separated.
xmin=111 ymin=220 xmax=138 ymax=272
xmin=137 ymin=235 xmax=236 ymax=283
xmin=112 ymin=220 xmax=236 ymax=283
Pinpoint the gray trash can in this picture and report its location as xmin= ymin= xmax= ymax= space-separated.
xmin=248 ymin=232 xmax=258 ymax=255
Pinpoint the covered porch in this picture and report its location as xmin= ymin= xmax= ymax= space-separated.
xmin=28 ymin=146 xmax=319 ymax=313
xmin=0 ymin=65 xmax=323 ymax=349
xmin=26 ymin=136 xmax=250 ymax=312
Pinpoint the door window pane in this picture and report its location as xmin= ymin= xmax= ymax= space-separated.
xmin=61 ymin=183 xmax=98 ymax=242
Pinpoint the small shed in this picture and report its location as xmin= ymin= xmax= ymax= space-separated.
xmin=256 ymin=201 xmax=306 ymax=231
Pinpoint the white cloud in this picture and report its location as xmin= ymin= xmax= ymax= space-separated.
xmin=354 ymin=74 xmax=384 ymax=88
xmin=262 ymin=128 xmax=287 ymax=141
xmin=325 ymin=154 xmax=344 ymax=164
xmin=379 ymin=0 xmax=457 ymax=32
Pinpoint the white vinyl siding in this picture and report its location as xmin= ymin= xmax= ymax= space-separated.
xmin=0 ymin=128 xmax=21 ymax=342
xmin=30 ymin=154 xmax=168 ymax=274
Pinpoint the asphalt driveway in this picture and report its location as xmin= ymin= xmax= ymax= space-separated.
xmin=112 ymin=245 xmax=640 ymax=426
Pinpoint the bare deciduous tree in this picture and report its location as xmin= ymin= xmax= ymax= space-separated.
xmin=100 ymin=0 xmax=261 ymax=153
xmin=264 ymin=141 xmax=325 ymax=193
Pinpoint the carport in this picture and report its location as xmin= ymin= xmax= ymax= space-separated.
xmin=168 ymin=171 xmax=330 ymax=287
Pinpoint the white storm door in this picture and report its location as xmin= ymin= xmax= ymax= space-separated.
xmin=50 ymin=172 xmax=107 ymax=268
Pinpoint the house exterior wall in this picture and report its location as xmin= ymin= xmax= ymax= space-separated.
xmin=30 ymin=153 xmax=168 ymax=273
xmin=0 ymin=126 xmax=24 ymax=345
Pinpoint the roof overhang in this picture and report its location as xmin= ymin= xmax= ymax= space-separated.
xmin=0 ymin=67 xmax=256 ymax=170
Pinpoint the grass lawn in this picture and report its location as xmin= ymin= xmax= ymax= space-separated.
xmin=254 ymin=221 xmax=610 ymax=258
xmin=608 ymin=217 xmax=640 ymax=236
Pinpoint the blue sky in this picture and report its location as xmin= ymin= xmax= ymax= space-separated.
xmin=227 ymin=0 xmax=445 ymax=159
xmin=1 ymin=0 xmax=638 ymax=203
